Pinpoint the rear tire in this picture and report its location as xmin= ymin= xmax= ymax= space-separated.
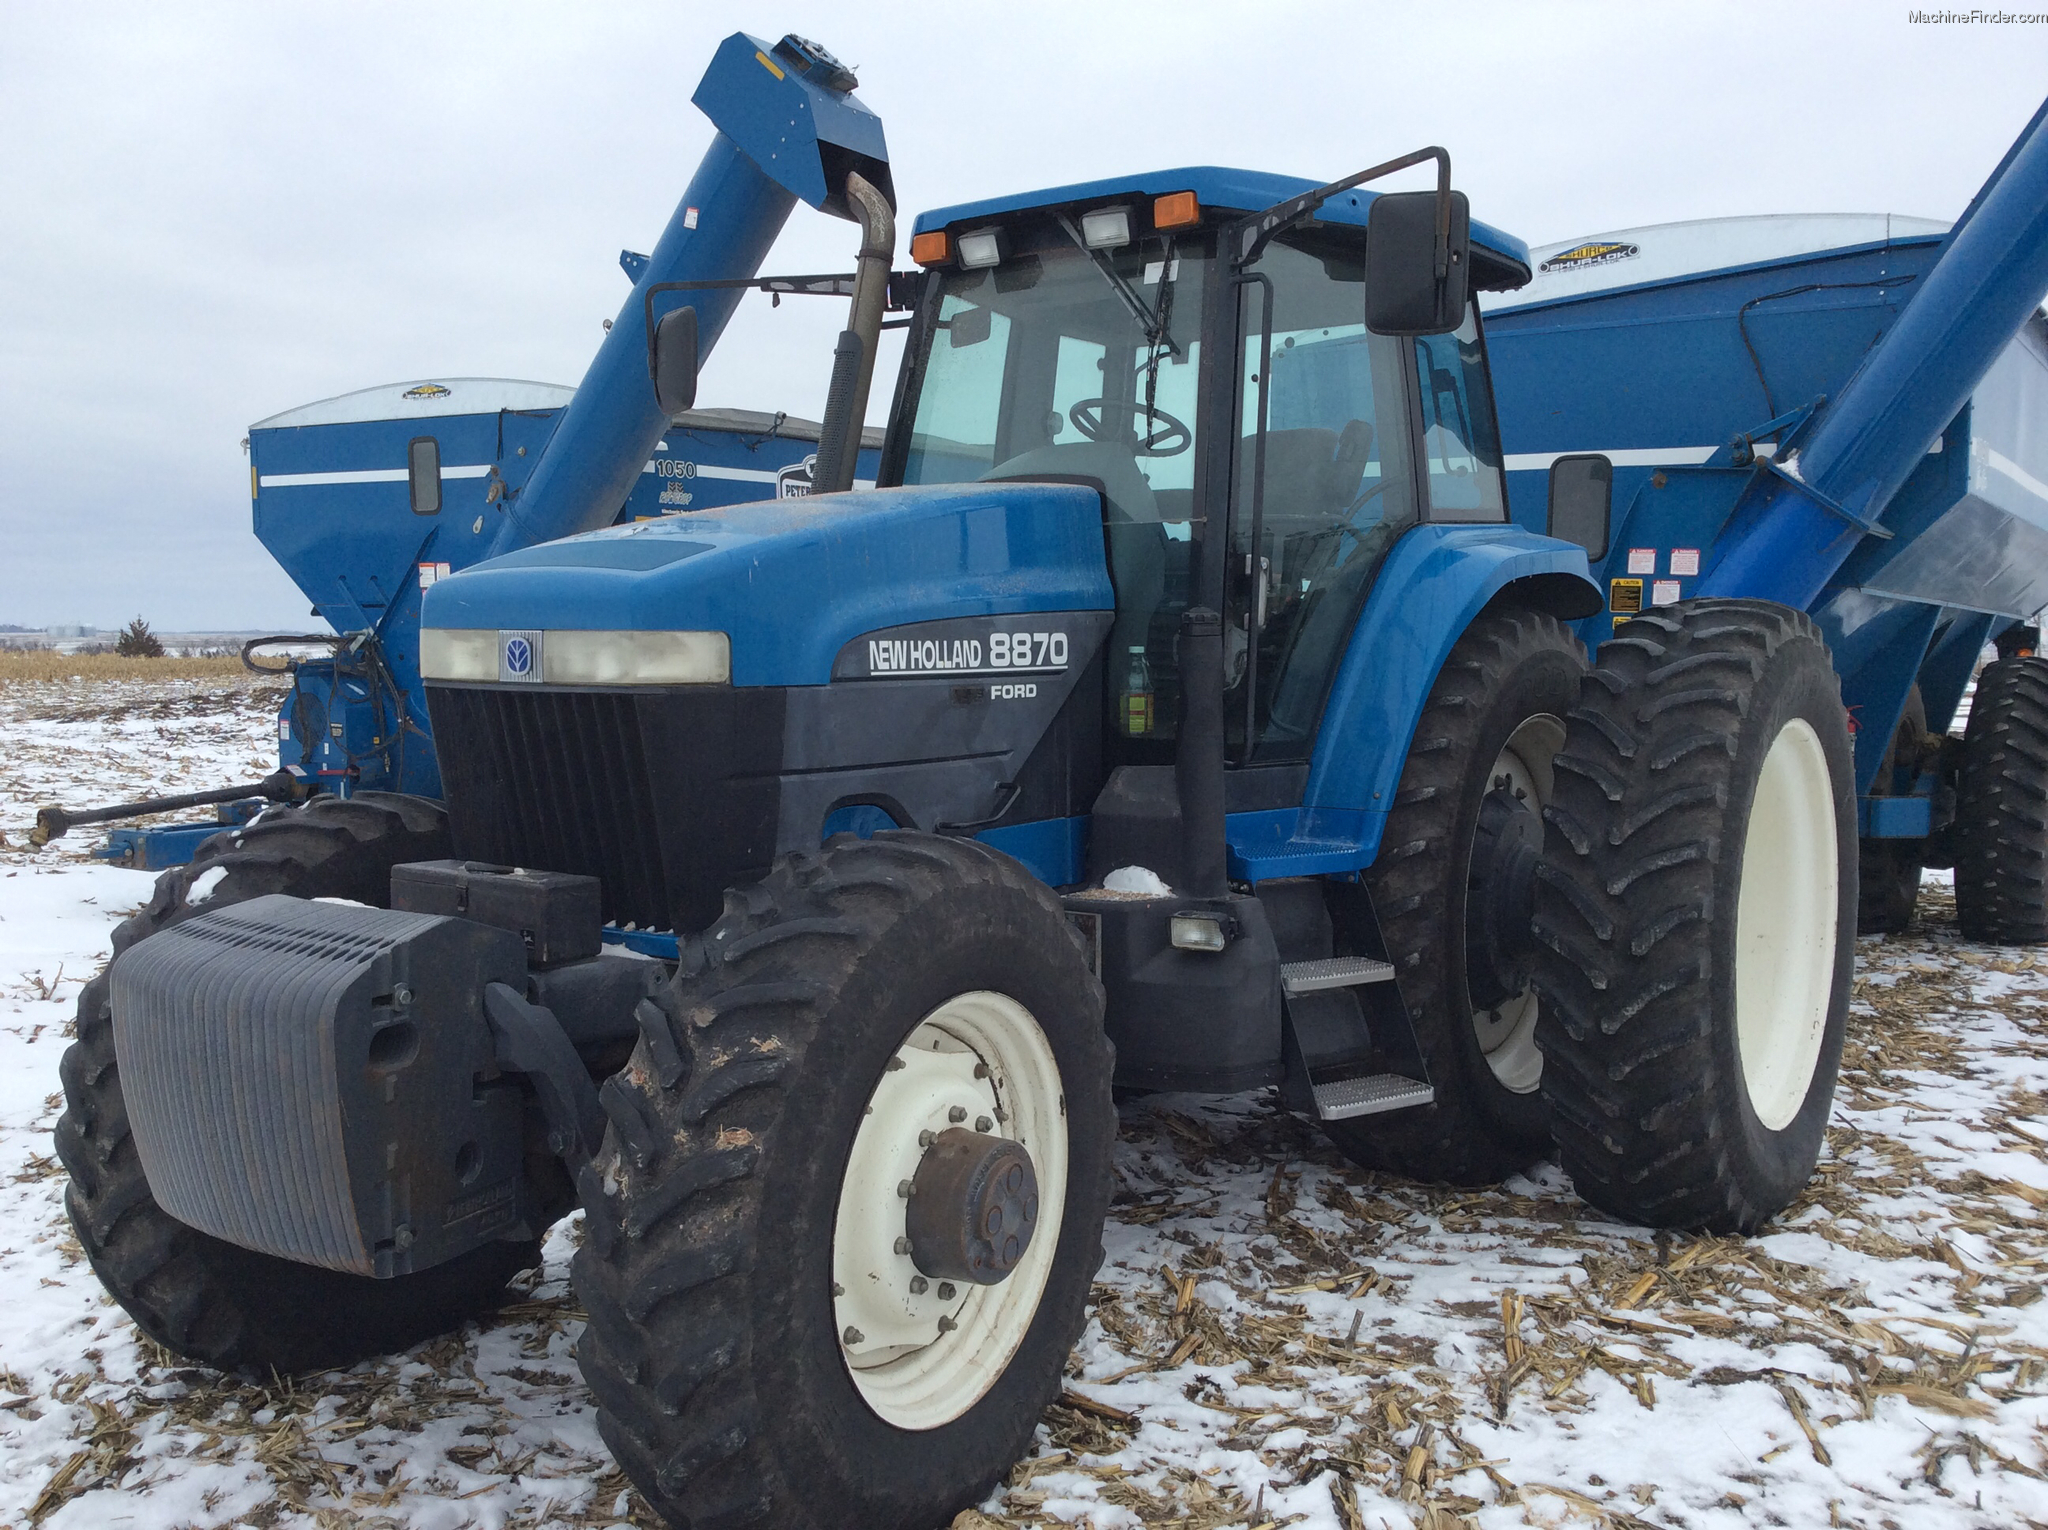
xmin=1954 ymin=657 xmax=2048 ymax=944
xmin=1531 ymin=601 xmax=1855 ymax=1232
xmin=1857 ymin=686 xmax=1927 ymax=935
xmin=1321 ymin=609 xmax=1584 ymax=1186
xmin=573 ymin=832 xmax=1116 ymax=1530
xmin=55 ymin=793 xmax=540 ymax=1373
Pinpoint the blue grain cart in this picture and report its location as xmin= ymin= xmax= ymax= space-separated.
xmin=1484 ymin=202 xmax=2048 ymax=937
xmin=54 ymin=36 xmax=2048 ymax=1530
xmin=247 ymin=380 xmax=880 ymax=801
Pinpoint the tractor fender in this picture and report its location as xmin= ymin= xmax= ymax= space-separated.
xmin=1301 ymin=524 xmax=1600 ymax=860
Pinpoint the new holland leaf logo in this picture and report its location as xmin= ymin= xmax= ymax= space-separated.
xmin=403 ymin=383 xmax=453 ymax=400
xmin=1540 ymin=241 xmax=1640 ymax=274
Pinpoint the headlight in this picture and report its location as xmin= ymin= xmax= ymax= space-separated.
xmin=420 ymin=628 xmax=730 ymax=685
xmin=545 ymin=630 xmax=729 ymax=685
xmin=420 ymin=628 xmax=497 ymax=682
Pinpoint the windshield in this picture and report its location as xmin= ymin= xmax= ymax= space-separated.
xmin=897 ymin=229 xmax=1213 ymax=756
xmin=899 ymin=231 xmax=1210 ymax=527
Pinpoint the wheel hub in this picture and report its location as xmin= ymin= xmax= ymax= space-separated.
xmin=1461 ymin=714 xmax=1564 ymax=1097
xmin=830 ymin=991 xmax=1069 ymax=1431
xmin=907 ymin=1128 xmax=1038 ymax=1284
xmin=1465 ymin=787 xmax=1542 ymax=1011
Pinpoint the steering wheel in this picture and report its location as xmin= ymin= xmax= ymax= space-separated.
xmin=1067 ymin=397 xmax=1192 ymax=457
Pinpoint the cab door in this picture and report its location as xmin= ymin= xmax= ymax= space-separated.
xmin=1224 ymin=231 xmax=1422 ymax=762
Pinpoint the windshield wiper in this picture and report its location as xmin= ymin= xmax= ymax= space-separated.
xmin=1055 ymin=215 xmax=1182 ymax=364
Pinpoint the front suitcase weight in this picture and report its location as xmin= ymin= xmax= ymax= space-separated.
xmin=111 ymin=894 xmax=532 ymax=1277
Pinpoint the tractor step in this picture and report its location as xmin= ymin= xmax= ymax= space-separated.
xmin=1281 ymin=956 xmax=1396 ymax=995
xmin=1311 ymin=1073 xmax=1436 ymax=1120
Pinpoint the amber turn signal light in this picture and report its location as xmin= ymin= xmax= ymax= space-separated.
xmin=1153 ymin=191 xmax=1200 ymax=230
xmin=910 ymin=230 xmax=950 ymax=265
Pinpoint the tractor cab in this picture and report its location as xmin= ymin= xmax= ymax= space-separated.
xmin=886 ymin=171 xmax=1534 ymax=773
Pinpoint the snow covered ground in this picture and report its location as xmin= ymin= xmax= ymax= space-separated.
xmin=2 ymin=674 xmax=2045 ymax=1529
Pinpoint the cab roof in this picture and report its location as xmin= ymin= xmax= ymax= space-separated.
xmin=912 ymin=165 xmax=1533 ymax=291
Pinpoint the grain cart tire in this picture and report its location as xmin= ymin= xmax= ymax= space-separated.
xmin=1954 ymin=657 xmax=2048 ymax=944
xmin=55 ymin=792 xmax=540 ymax=1374
xmin=574 ymin=832 xmax=1116 ymax=1530
xmin=1321 ymin=609 xmax=1585 ymax=1186
xmin=1858 ymin=685 xmax=1928 ymax=935
xmin=1531 ymin=601 xmax=1856 ymax=1232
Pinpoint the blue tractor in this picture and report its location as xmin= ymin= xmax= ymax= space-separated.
xmin=57 ymin=29 xmax=2048 ymax=1527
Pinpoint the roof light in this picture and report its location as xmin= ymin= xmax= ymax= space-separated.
xmin=1080 ymin=206 xmax=1131 ymax=250
xmin=1153 ymin=191 xmax=1200 ymax=230
xmin=955 ymin=227 xmax=1006 ymax=269
xmin=910 ymin=230 xmax=950 ymax=266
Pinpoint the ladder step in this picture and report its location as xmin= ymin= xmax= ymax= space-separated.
xmin=1281 ymin=956 xmax=1396 ymax=995
xmin=1312 ymin=1074 xmax=1435 ymax=1121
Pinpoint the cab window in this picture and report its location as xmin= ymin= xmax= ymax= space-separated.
xmin=899 ymin=235 xmax=1210 ymax=756
xmin=1414 ymin=307 xmax=1507 ymax=521
xmin=1230 ymin=234 xmax=1418 ymax=759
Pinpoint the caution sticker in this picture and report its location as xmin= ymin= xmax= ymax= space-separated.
xmin=1626 ymin=548 xmax=1656 ymax=575
xmin=1669 ymin=547 xmax=1701 ymax=576
xmin=1652 ymin=580 xmax=1682 ymax=606
xmin=1610 ymin=578 xmax=1644 ymax=614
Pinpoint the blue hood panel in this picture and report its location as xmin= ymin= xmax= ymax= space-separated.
xmin=420 ymin=482 xmax=1115 ymax=687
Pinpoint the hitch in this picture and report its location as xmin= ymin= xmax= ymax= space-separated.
xmin=32 ymin=768 xmax=307 ymax=847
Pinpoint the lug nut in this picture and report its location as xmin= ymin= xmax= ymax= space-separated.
xmin=918 ymin=1129 xmax=936 ymax=1148
xmin=973 ymin=1062 xmax=991 ymax=1078
xmin=832 ymin=1283 xmax=844 ymax=1297
xmin=975 ymin=1115 xmax=993 ymax=1134
xmin=393 ymin=985 xmax=414 ymax=1006
xmin=937 ymin=1282 xmax=956 ymax=1301
xmin=842 ymin=1326 xmax=864 ymax=1346
xmin=937 ymin=1315 xmax=958 ymax=1333
xmin=910 ymin=1276 xmax=928 ymax=1295
xmin=894 ymin=1236 xmax=914 ymax=1255
xmin=948 ymin=1106 xmax=967 ymax=1123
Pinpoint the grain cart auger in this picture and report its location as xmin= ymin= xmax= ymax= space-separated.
xmin=31 ymin=28 xmax=891 ymax=865
xmin=64 ymin=78 xmax=2048 ymax=1530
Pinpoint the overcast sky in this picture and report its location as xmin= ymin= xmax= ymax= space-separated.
xmin=3 ymin=2 xmax=2044 ymax=631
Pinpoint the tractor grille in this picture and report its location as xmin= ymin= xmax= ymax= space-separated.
xmin=429 ymin=687 xmax=669 ymax=927
xmin=426 ymin=683 xmax=786 ymax=933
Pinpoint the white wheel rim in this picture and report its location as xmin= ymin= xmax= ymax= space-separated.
xmin=1470 ymin=714 xmax=1564 ymax=1095
xmin=831 ymin=991 xmax=1068 ymax=1431
xmin=1734 ymin=717 xmax=1839 ymax=1131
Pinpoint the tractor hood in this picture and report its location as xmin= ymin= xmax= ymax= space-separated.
xmin=419 ymin=482 xmax=1115 ymax=688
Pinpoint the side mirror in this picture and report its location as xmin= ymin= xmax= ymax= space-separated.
xmin=1365 ymin=189 xmax=1471 ymax=336
xmin=407 ymin=436 xmax=441 ymax=515
xmin=1547 ymin=453 xmax=1613 ymax=559
xmin=651 ymin=305 xmax=699 ymax=416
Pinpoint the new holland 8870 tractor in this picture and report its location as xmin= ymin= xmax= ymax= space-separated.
xmin=58 ymin=29 xmax=2048 ymax=1528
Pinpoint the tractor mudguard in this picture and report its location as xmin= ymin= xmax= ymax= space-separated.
xmin=1292 ymin=523 xmax=1600 ymax=869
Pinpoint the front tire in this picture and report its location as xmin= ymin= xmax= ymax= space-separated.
xmin=1321 ymin=608 xmax=1584 ymax=1185
xmin=55 ymin=793 xmax=540 ymax=1373
xmin=1531 ymin=601 xmax=1856 ymax=1232
xmin=573 ymin=833 xmax=1115 ymax=1530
